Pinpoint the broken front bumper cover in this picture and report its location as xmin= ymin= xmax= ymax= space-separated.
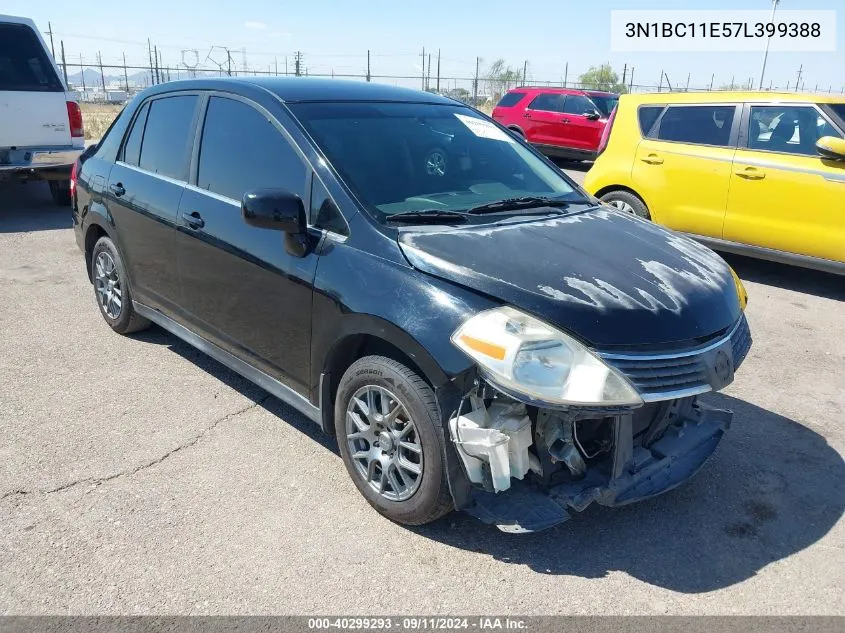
xmin=465 ymin=401 xmax=733 ymax=533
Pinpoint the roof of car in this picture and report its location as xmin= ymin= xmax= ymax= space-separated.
xmin=145 ymin=77 xmax=457 ymax=104
xmin=509 ymin=86 xmax=618 ymax=97
xmin=620 ymin=90 xmax=845 ymax=105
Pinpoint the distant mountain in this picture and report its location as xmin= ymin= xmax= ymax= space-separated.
xmin=66 ymin=68 xmax=151 ymax=89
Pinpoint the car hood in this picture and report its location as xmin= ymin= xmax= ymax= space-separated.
xmin=397 ymin=207 xmax=741 ymax=349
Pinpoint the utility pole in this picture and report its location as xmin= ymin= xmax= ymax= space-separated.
xmin=154 ymin=46 xmax=160 ymax=84
xmin=294 ymin=51 xmax=302 ymax=77
xmin=685 ymin=72 xmax=690 ymax=92
xmin=473 ymin=56 xmax=480 ymax=106
xmin=758 ymin=0 xmax=780 ymax=90
xmin=227 ymin=49 xmax=233 ymax=76
xmin=421 ymin=47 xmax=425 ymax=90
xmin=658 ymin=70 xmax=663 ymax=93
xmin=47 ymin=22 xmax=56 ymax=60
xmin=367 ymin=50 xmax=371 ymax=82
xmin=436 ymin=49 xmax=441 ymax=92
xmin=522 ymin=60 xmax=527 ymax=85
xmin=157 ymin=48 xmax=164 ymax=83
xmin=426 ymin=53 xmax=431 ymax=91
xmin=730 ymin=75 xmax=735 ymax=89
xmin=123 ymin=53 xmax=129 ymax=92
xmin=621 ymin=63 xmax=627 ymax=86
xmin=710 ymin=73 xmax=715 ymax=91
xmin=59 ymin=40 xmax=68 ymax=86
xmin=629 ymin=66 xmax=634 ymax=92
xmin=80 ymin=54 xmax=86 ymax=92
xmin=795 ymin=64 xmax=803 ymax=92
xmin=147 ymin=39 xmax=155 ymax=85
xmin=275 ymin=56 xmax=278 ymax=76
xmin=98 ymin=51 xmax=106 ymax=93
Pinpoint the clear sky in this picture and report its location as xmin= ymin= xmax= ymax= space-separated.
xmin=4 ymin=0 xmax=843 ymax=92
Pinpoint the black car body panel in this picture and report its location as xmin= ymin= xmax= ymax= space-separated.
xmin=72 ymin=77 xmax=750 ymax=532
xmin=398 ymin=208 xmax=742 ymax=348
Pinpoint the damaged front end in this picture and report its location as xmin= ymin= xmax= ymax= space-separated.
xmin=445 ymin=307 xmax=752 ymax=533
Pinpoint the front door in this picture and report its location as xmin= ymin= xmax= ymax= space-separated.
xmin=631 ymin=103 xmax=739 ymax=237
xmin=560 ymin=94 xmax=605 ymax=152
xmin=523 ymin=93 xmax=569 ymax=147
xmin=175 ymin=95 xmax=318 ymax=393
xmin=106 ymin=94 xmax=199 ymax=313
xmin=724 ymin=103 xmax=845 ymax=262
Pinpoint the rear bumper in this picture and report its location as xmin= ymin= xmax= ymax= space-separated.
xmin=0 ymin=146 xmax=81 ymax=181
xmin=465 ymin=401 xmax=732 ymax=532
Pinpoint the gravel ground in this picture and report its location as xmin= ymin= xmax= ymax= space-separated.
xmin=0 ymin=176 xmax=843 ymax=615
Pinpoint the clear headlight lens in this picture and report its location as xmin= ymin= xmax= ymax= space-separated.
xmin=451 ymin=307 xmax=643 ymax=407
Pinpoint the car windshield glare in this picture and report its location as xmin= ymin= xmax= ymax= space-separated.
xmin=288 ymin=102 xmax=583 ymax=219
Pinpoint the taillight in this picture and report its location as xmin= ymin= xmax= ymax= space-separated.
xmin=596 ymin=107 xmax=617 ymax=156
xmin=70 ymin=161 xmax=78 ymax=193
xmin=66 ymin=101 xmax=84 ymax=138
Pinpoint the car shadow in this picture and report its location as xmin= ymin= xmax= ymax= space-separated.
xmin=721 ymin=252 xmax=845 ymax=302
xmin=0 ymin=182 xmax=71 ymax=233
xmin=132 ymin=326 xmax=844 ymax=594
xmin=552 ymin=158 xmax=592 ymax=172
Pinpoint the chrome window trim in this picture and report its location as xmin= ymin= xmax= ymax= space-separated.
xmin=114 ymin=160 xmax=187 ymax=187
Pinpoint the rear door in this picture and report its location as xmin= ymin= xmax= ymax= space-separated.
xmin=175 ymin=94 xmax=318 ymax=392
xmin=106 ymin=94 xmax=199 ymax=314
xmin=0 ymin=20 xmax=71 ymax=149
xmin=631 ymin=103 xmax=739 ymax=237
xmin=523 ymin=93 xmax=568 ymax=146
xmin=724 ymin=103 xmax=845 ymax=262
xmin=560 ymin=94 xmax=605 ymax=152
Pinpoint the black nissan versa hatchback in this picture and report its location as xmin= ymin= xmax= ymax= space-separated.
xmin=73 ymin=78 xmax=752 ymax=532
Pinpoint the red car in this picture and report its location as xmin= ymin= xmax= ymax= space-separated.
xmin=491 ymin=87 xmax=618 ymax=161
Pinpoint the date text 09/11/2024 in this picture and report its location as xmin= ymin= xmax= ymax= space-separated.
xmin=307 ymin=617 xmax=528 ymax=630
xmin=624 ymin=22 xmax=821 ymax=39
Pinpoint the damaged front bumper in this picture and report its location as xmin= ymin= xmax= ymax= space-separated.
xmin=452 ymin=397 xmax=732 ymax=533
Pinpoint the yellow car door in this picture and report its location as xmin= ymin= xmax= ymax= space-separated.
xmin=631 ymin=103 xmax=738 ymax=237
xmin=724 ymin=103 xmax=845 ymax=263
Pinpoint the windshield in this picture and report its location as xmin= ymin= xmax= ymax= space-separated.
xmin=590 ymin=96 xmax=618 ymax=117
xmin=289 ymin=102 xmax=584 ymax=219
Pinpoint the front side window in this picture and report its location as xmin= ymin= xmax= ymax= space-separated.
xmin=289 ymin=102 xmax=583 ymax=219
xmin=197 ymin=97 xmax=306 ymax=202
xmin=656 ymin=105 xmax=736 ymax=147
xmin=562 ymin=95 xmax=595 ymax=116
xmin=528 ymin=94 xmax=566 ymax=113
xmin=748 ymin=105 xmax=842 ymax=156
xmin=0 ymin=24 xmax=62 ymax=92
xmin=138 ymin=96 xmax=198 ymax=180
xmin=590 ymin=95 xmax=619 ymax=117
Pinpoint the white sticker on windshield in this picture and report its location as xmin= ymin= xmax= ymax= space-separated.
xmin=454 ymin=113 xmax=515 ymax=143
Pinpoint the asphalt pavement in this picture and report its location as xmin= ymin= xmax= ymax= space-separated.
xmin=1 ymin=174 xmax=843 ymax=615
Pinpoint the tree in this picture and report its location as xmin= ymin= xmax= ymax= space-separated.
xmin=578 ymin=64 xmax=628 ymax=93
xmin=485 ymin=59 xmax=523 ymax=102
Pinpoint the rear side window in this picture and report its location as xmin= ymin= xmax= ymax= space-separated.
xmin=0 ymin=24 xmax=63 ymax=92
xmin=138 ymin=96 xmax=198 ymax=181
xmin=121 ymin=102 xmax=150 ymax=166
xmin=496 ymin=92 xmax=526 ymax=108
xmin=197 ymin=97 xmax=306 ymax=201
xmin=562 ymin=95 xmax=594 ymax=116
xmin=528 ymin=93 xmax=566 ymax=113
xmin=638 ymin=106 xmax=664 ymax=137
xmin=656 ymin=105 xmax=736 ymax=147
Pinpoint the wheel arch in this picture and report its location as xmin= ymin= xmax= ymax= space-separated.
xmin=593 ymin=185 xmax=654 ymax=219
xmin=83 ymin=221 xmax=110 ymax=283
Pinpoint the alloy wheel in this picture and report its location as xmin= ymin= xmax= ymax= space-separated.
xmin=94 ymin=251 xmax=122 ymax=319
xmin=608 ymin=199 xmax=635 ymax=214
xmin=345 ymin=385 xmax=424 ymax=501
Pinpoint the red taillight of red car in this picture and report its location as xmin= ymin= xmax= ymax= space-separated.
xmin=596 ymin=107 xmax=617 ymax=156
xmin=66 ymin=101 xmax=84 ymax=138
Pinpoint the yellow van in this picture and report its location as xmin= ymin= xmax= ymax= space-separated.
xmin=583 ymin=92 xmax=845 ymax=275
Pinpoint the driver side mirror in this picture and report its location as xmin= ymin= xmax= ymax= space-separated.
xmin=816 ymin=136 xmax=845 ymax=161
xmin=584 ymin=110 xmax=602 ymax=121
xmin=242 ymin=188 xmax=306 ymax=233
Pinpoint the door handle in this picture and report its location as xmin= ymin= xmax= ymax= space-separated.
xmin=640 ymin=154 xmax=664 ymax=165
xmin=184 ymin=211 xmax=205 ymax=229
xmin=524 ymin=111 xmax=532 ymax=118
xmin=735 ymin=166 xmax=766 ymax=180
xmin=109 ymin=182 xmax=125 ymax=197
xmin=561 ymin=117 xmax=570 ymax=123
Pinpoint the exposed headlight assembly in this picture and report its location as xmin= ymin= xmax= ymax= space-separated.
xmin=451 ymin=307 xmax=643 ymax=408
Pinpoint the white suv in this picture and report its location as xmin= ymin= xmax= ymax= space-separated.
xmin=0 ymin=14 xmax=83 ymax=205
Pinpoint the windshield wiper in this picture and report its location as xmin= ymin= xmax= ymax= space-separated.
xmin=386 ymin=209 xmax=471 ymax=224
xmin=465 ymin=196 xmax=575 ymax=215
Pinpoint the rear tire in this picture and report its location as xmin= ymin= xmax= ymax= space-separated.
xmin=49 ymin=180 xmax=72 ymax=206
xmin=335 ymin=356 xmax=453 ymax=526
xmin=600 ymin=190 xmax=651 ymax=220
xmin=91 ymin=236 xmax=150 ymax=335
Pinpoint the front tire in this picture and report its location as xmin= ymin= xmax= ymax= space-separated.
xmin=335 ymin=356 xmax=453 ymax=525
xmin=600 ymin=190 xmax=651 ymax=220
xmin=91 ymin=236 xmax=150 ymax=334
